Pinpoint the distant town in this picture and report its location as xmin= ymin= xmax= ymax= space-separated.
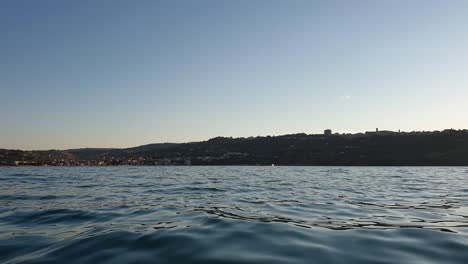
xmin=1 ymin=129 xmax=468 ymax=166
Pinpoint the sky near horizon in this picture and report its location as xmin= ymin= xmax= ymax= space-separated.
xmin=1 ymin=0 xmax=468 ymax=150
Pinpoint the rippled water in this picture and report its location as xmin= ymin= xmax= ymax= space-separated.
xmin=1 ymin=166 xmax=468 ymax=263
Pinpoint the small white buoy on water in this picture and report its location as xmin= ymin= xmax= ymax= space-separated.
xmin=272 ymin=164 xmax=275 ymax=167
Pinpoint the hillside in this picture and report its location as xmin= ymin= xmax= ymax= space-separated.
xmin=1 ymin=130 xmax=468 ymax=166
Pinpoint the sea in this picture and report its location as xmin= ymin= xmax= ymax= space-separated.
xmin=1 ymin=166 xmax=468 ymax=264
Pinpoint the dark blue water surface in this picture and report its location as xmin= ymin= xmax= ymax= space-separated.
xmin=1 ymin=167 xmax=468 ymax=263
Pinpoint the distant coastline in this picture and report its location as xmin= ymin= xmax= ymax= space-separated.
xmin=1 ymin=129 xmax=468 ymax=166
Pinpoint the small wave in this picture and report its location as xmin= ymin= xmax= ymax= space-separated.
xmin=9 ymin=173 xmax=32 ymax=177
xmin=169 ymin=186 xmax=226 ymax=193
xmin=75 ymin=184 xmax=97 ymax=188
xmin=192 ymin=206 xmax=468 ymax=233
xmin=0 ymin=194 xmax=65 ymax=201
xmin=2 ymin=209 xmax=118 ymax=225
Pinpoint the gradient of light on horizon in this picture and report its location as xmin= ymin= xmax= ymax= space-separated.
xmin=1 ymin=0 xmax=467 ymax=150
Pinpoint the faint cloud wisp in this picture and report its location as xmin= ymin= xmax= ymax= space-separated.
xmin=339 ymin=95 xmax=351 ymax=101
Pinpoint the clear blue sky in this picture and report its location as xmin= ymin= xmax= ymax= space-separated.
xmin=1 ymin=0 xmax=467 ymax=150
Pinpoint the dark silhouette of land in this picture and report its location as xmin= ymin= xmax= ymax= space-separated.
xmin=1 ymin=129 xmax=468 ymax=166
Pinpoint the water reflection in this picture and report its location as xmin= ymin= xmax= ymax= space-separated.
xmin=1 ymin=166 xmax=468 ymax=263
